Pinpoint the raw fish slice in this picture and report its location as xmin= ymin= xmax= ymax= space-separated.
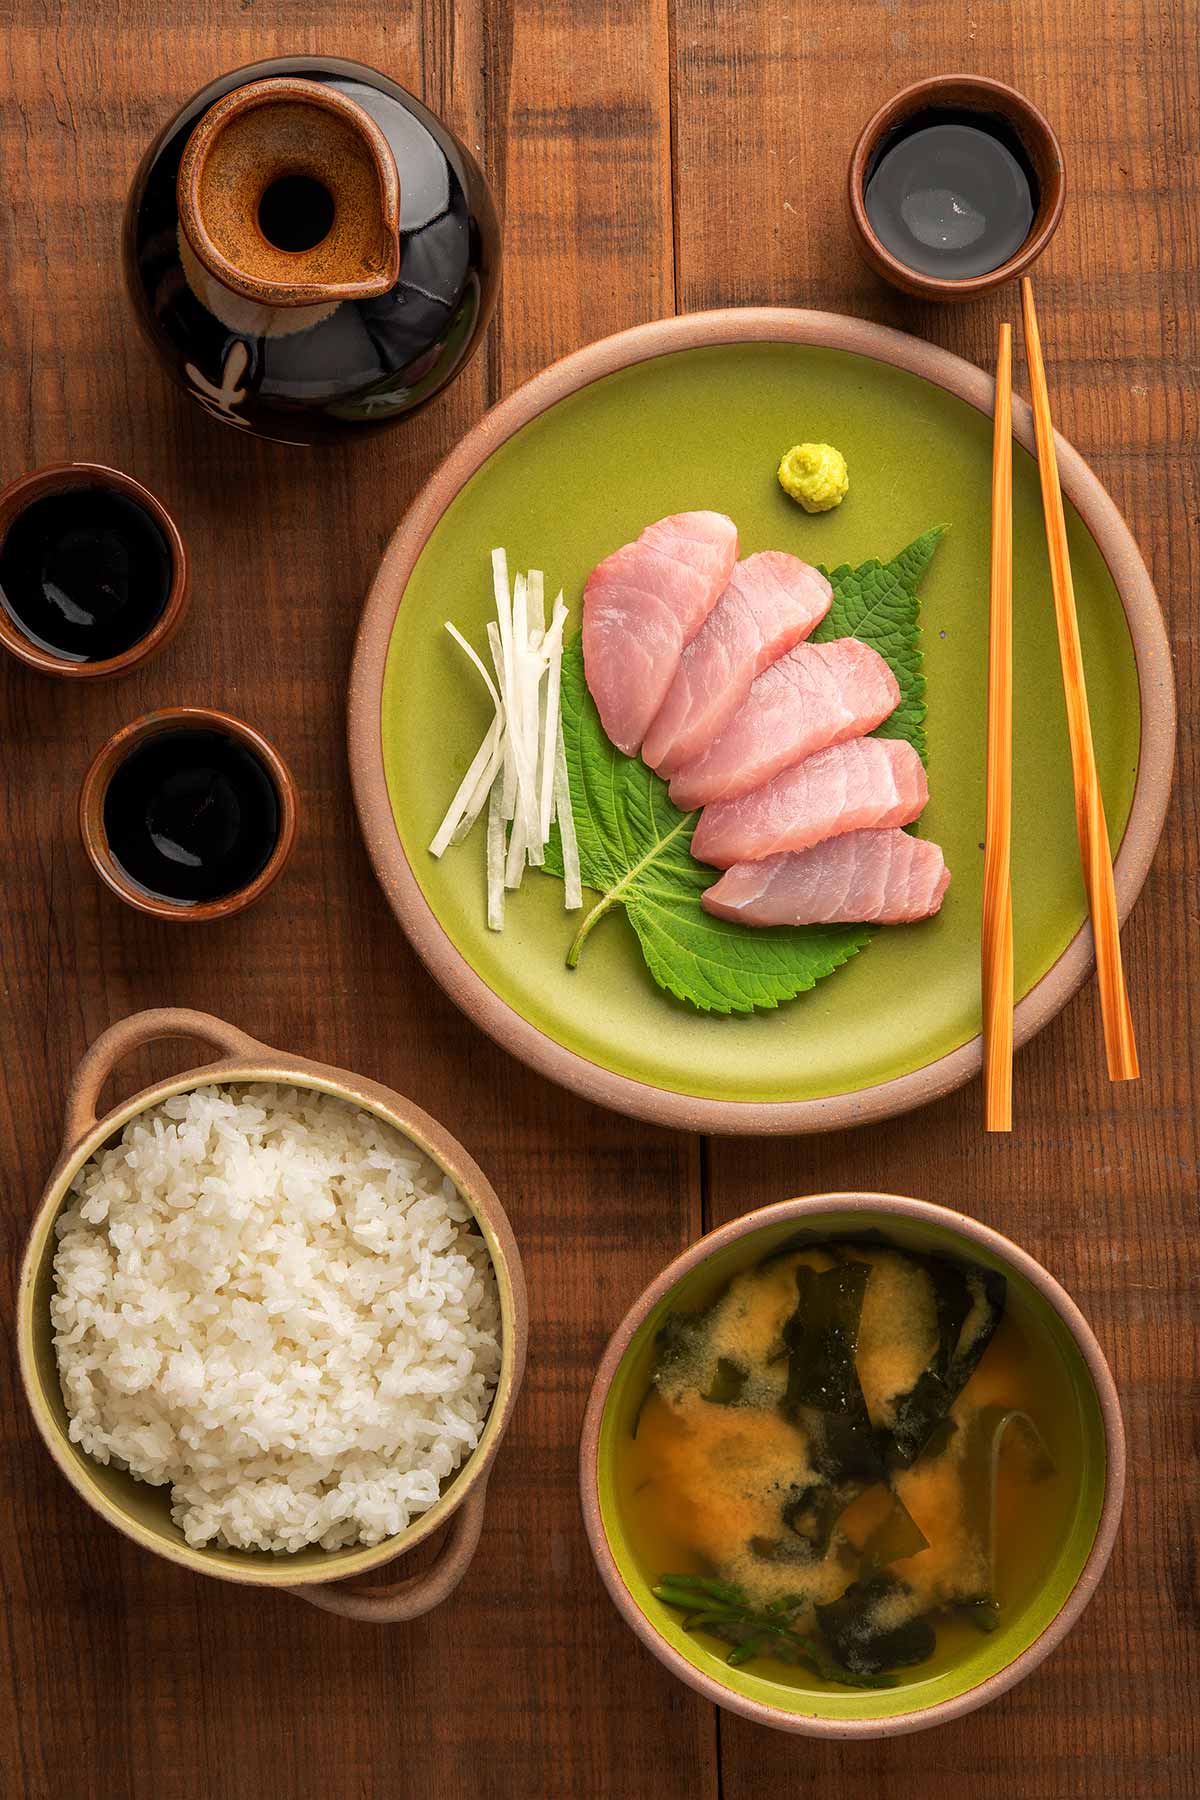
xmin=583 ymin=511 xmax=739 ymax=756
xmin=642 ymin=552 xmax=833 ymax=774
xmin=637 ymin=513 xmax=739 ymax=588
xmin=701 ymin=829 xmax=950 ymax=926
xmin=692 ymin=737 xmax=928 ymax=868
xmin=668 ymin=637 xmax=900 ymax=811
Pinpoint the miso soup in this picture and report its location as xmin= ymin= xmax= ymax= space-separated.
xmin=614 ymin=1237 xmax=1085 ymax=1691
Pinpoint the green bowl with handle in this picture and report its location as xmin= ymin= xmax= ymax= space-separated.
xmin=579 ymin=1192 xmax=1124 ymax=1736
xmin=18 ymin=1008 xmax=528 ymax=1623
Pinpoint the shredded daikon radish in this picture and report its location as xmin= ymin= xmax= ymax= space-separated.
xmin=511 ymin=570 xmax=528 ymax=754
xmin=486 ymin=781 xmax=506 ymax=931
xmin=450 ymin=724 xmax=505 ymax=844
xmin=491 ymin=553 xmax=519 ymax=822
xmin=524 ymin=570 xmax=548 ymax=865
xmin=504 ymin=576 xmax=529 ymax=879
xmin=527 ymin=687 xmax=548 ymax=869
xmin=430 ymin=712 xmax=504 ymax=857
xmin=445 ymin=620 xmax=503 ymax=716
xmin=491 ymin=548 xmax=513 ymax=670
xmin=508 ymin=572 xmax=542 ymax=857
xmin=538 ymin=595 xmax=567 ymax=844
xmin=487 ymin=621 xmax=518 ymax=822
xmin=554 ymin=730 xmax=582 ymax=910
xmin=528 ymin=568 xmax=545 ymax=637
xmin=503 ymin=796 xmax=527 ymax=889
xmin=429 ymin=624 xmax=505 ymax=856
xmin=435 ymin=552 xmax=582 ymax=928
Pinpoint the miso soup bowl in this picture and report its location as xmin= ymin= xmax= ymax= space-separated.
xmin=18 ymin=1008 xmax=527 ymax=1623
xmin=579 ymin=1193 xmax=1124 ymax=1736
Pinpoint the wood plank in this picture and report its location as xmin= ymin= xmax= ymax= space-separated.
xmin=0 ymin=4 xmax=712 ymax=1797
xmin=1 ymin=0 xmax=1196 ymax=1791
xmin=670 ymin=2 xmax=1197 ymax=1794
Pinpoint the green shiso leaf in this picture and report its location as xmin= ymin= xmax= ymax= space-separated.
xmin=542 ymin=528 xmax=945 ymax=1014
xmin=811 ymin=524 xmax=944 ymax=766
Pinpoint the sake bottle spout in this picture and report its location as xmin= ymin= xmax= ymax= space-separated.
xmin=176 ymin=75 xmax=401 ymax=307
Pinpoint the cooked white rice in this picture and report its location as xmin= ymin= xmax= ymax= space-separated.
xmin=51 ymin=1083 xmax=502 ymax=1555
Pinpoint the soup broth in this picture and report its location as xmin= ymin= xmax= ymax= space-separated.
xmin=614 ymin=1239 xmax=1084 ymax=1692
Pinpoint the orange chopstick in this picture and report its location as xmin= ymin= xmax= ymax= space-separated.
xmin=983 ymin=323 xmax=1014 ymax=1131
xmin=1020 ymin=276 xmax=1139 ymax=1081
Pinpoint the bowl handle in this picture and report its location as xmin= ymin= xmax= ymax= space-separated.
xmin=63 ymin=1007 xmax=268 ymax=1154
xmin=284 ymin=1480 xmax=489 ymax=1623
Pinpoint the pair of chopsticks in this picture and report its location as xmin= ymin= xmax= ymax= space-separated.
xmin=982 ymin=277 xmax=1139 ymax=1131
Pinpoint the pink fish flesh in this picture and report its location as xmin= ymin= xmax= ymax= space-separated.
xmin=701 ymin=828 xmax=950 ymax=926
xmin=668 ymin=637 xmax=900 ymax=811
xmin=641 ymin=552 xmax=833 ymax=775
xmin=691 ymin=737 xmax=928 ymax=869
xmin=582 ymin=511 xmax=739 ymax=756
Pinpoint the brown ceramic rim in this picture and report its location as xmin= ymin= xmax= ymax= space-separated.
xmin=78 ymin=705 xmax=299 ymax=922
xmin=347 ymin=307 xmax=1176 ymax=1135
xmin=579 ymin=1191 xmax=1127 ymax=1738
xmin=0 ymin=462 xmax=189 ymax=679
xmin=16 ymin=1007 xmax=528 ymax=1613
xmin=177 ymin=76 xmax=402 ymax=306
xmin=846 ymin=76 xmax=1066 ymax=302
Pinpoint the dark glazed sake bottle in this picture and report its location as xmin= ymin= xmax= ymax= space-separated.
xmin=124 ymin=56 xmax=501 ymax=445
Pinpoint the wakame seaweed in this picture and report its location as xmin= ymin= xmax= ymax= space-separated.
xmin=816 ymin=1577 xmax=938 ymax=1676
xmin=774 ymin=1259 xmax=889 ymax=1580
xmin=780 ymin=1261 xmax=886 ymax=1485
xmin=702 ymin=1356 xmax=750 ymax=1406
xmin=959 ymin=1405 xmax=1055 ymax=1584
xmin=858 ymin=1491 xmax=929 ymax=1575
xmin=640 ymin=1240 xmax=1039 ymax=1690
xmin=883 ymin=1260 xmax=1007 ymax=1468
xmin=780 ymin=1480 xmax=859 ymax=1559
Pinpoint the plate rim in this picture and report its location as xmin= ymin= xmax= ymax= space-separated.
xmin=348 ymin=307 xmax=1176 ymax=1134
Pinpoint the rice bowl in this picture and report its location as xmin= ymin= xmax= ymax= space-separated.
xmin=51 ymin=1082 xmax=503 ymax=1556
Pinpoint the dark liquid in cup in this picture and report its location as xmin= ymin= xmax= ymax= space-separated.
xmin=864 ymin=109 xmax=1037 ymax=280
xmin=0 ymin=485 xmax=172 ymax=662
xmin=103 ymin=728 xmax=280 ymax=904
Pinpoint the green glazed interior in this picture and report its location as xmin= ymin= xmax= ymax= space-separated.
xmin=595 ymin=1209 xmax=1109 ymax=1722
xmin=381 ymin=341 xmax=1141 ymax=1104
xmin=20 ymin=1071 xmax=514 ymax=1585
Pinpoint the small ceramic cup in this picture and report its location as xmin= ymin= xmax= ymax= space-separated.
xmin=78 ymin=705 xmax=298 ymax=921
xmin=0 ymin=462 xmax=189 ymax=677
xmin=847 ymin=75 xmax=1065 ymax=301
xmin=580 ymin=1192 xmax=1125 ymax=1738
xmin=18 ymin=1007 xmax=528 ymax=1622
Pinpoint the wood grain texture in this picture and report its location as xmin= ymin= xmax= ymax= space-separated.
xmin=672 ymin=0 xmax=1198 ymax=1794
xmin=0 ymin=5 xmax=710 ymax=1799
xmin=0 ymin=0 xmax=1194 ymax=1795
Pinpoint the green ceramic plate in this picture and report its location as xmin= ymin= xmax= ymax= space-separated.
xmin=579 ymin=1194 xmax=1125 ymax=1737
xmin=349 ymin=311 xmax=1173 ymax=1132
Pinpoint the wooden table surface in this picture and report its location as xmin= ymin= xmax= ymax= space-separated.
xmin=1 ymin=3 xmax=1195 ymax=1795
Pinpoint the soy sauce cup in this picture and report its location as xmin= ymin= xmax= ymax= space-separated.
xmin=847 ymin=75 xmax=1065 ymax=302
xmin=0 ymin=462 xmax=189 ymax=678
xmin=79 ymin=706 xmax=298 ymax=921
